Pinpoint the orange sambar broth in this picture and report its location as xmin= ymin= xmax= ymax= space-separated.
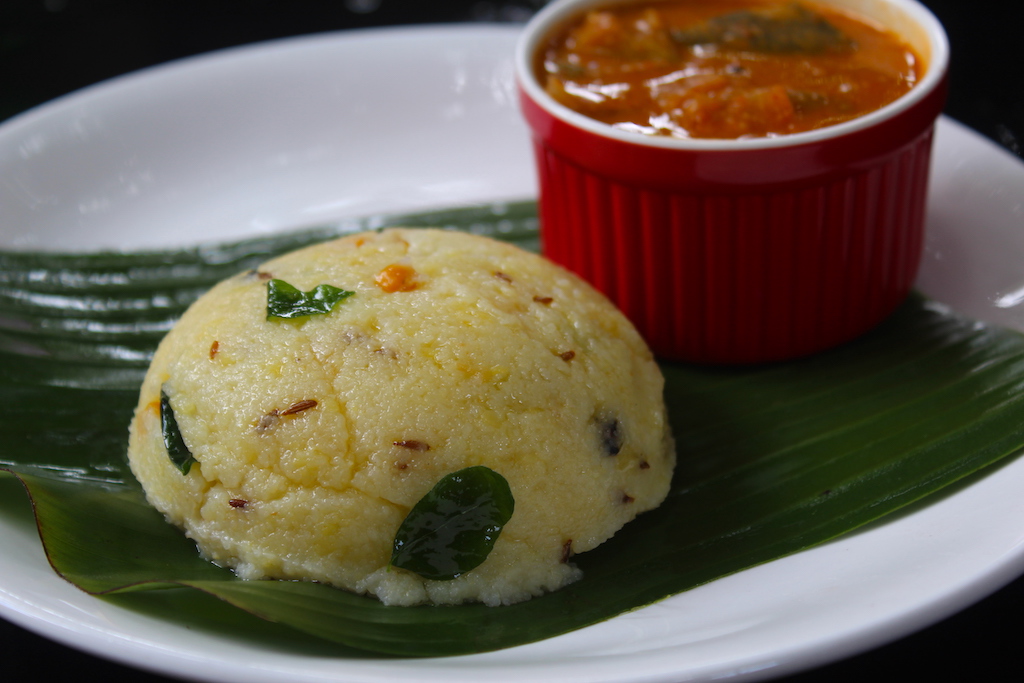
xmin=537 ymin=0 xmax=921 ymax=139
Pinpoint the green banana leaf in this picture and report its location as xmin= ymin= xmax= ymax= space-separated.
xmin=4 ymin=201 xmax=1024 ymax=656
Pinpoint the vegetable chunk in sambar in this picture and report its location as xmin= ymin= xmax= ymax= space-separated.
xmin=540 ymin=0 xmax=921 ymax=139
xmin=127 ymin=228 xmax=675 ymax=606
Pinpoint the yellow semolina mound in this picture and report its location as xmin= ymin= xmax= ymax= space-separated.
xmin=127 ymin=228 xmax=675 ymax=606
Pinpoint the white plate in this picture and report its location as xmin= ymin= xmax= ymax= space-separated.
xmin=2 ymin=24 xmax=1024 ymax=683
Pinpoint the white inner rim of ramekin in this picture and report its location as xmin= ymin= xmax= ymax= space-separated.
xmin=515 ymin=0 xmax=950 ymax=150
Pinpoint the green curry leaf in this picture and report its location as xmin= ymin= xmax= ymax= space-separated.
xmin=670 ymin=4 xmax=853 ymax=54
xmin=266 ymin=279 xmax=354 ymax=320
xmin=391 ymin=466 xmax=515 ymax=581
xmin=160 ymin=389 xmax=195 ymax=475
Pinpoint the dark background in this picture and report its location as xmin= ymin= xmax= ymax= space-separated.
xmin=2 ymin=0 xmax=1022 ymax=156
xmin=2 ymin=1 xmax=1022 ymax=681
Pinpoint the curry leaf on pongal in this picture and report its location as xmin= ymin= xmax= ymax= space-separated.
xmin=266 ymin=278 xmax=354 ymax=320
xmin=391 ymin=466 xmax=515 ymax=581
xmin=160 ymin=389 xmax=196 ymax=475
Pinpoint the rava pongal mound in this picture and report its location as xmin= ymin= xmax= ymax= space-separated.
xmin=127 ymin=228 xmax=675 ymax=606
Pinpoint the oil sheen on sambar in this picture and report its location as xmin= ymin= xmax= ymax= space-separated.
xmin=538 ymin=0 xmax=920 ymax=139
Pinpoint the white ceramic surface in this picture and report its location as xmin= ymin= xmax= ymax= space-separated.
xmin=2 ymin=24 xmax=1024 ymax=683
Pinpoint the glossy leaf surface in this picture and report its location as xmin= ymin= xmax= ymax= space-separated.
xmin=160 ymin=389 xmax=195 ymax=474
xmin=3 ymin=202 xmax=1024 ymax=656
xmin=391 ymin=466 xmax=515 ymax=581
xmin=265 ymin=279 xmax=354 ymax=320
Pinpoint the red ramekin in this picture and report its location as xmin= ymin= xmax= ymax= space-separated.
xmin=516 ymin=0 xmax=949 ymax=364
